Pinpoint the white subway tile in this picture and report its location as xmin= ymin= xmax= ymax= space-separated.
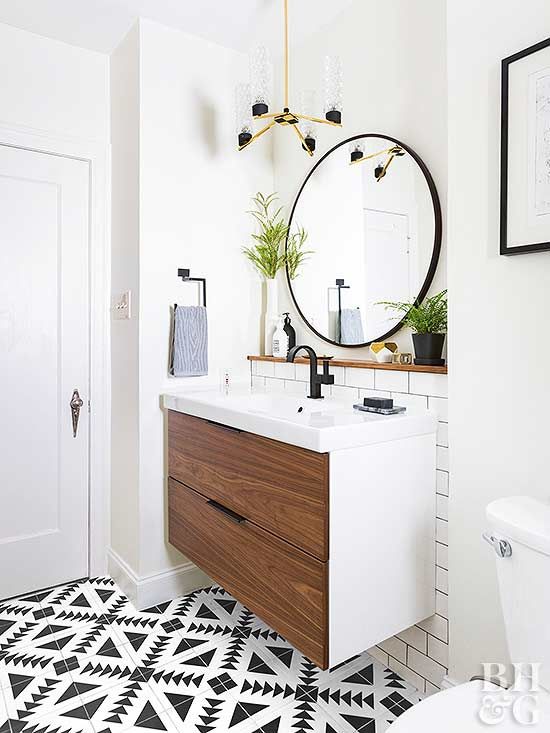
xmin=436 ymin=542 xmax=448 ymax=570
xmin=428 ymin=635 xmax=449 ymax=667
xmin=396 ymin=626 xmax=427 ymax=654
xmin=374 ymin=370 xmax=409 ymax=393
xmin=407 ymin=647 xmax=447 ymax=686
xmin=437 ymin=423 xmax=449 ymax=447
xmin=436 ymin=591 xmax=448 ymax=619
xmin=436 ymin=518 xmax=448 ymax=545
xmin=345 ymin=367 xmax=375 ymax=389
xmin=436 ymin=566 xmax=448 ymax=594
xmin=436 ymin=470 xmax=449 ymax=496
xmin=274 ymin=362 xmax=295 ymax=380
xmin=369 ymin=646 xmax=389 ymax=666
xmin=436 ymin=495 xmax=448 ymax=521
xmin=428 ymin=396 xmax=448 ymax=421
xmin=437 ymin=446 xmax=449 ymax=471
xmin=359 ymin=388 xmax=391 ymax=400
xmin=284 ymin=380 xmax=308 ymax=395
xmin=251 ymin=376 xmax=265 ymax=389
xmin=331 ymin=385 xmax=360 ymax=400
xmin=392 ymin=392 xmax=428 ymax=410
xmin=418 ymin=615 xmax=448 ymax=643
xmin=295 ymin=364 xmax=309 ymax=382
xmin=251 ymin=360 xmax=258 ymax=375
xmin=264 ymin=376 xmax=285 ymax=393
xmin=331 ymin=366 xmax=346 ymax=386
xmin=410 ymin=373 xmax=448 ymax=398
xmin=425 ymin=681 xmax=441 ymax=695
xmin=386 ymin=656 xmax=426 ymax=692
xmin=379 ymin=636 xmax=407 ymax=664
xmin=256 ymin=361 xmax=276 ymax=378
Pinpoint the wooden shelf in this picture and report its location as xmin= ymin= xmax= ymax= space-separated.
xmin=248 ymin=355 xmax=447 ymax=375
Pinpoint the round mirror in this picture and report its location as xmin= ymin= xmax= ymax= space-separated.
xmin=286 ymin=134 xmax=442 ymax=347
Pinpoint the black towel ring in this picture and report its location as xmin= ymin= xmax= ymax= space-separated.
xmin=177 ymin=268 xmax=206 ymax=307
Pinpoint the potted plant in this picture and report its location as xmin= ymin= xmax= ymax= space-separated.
xmin=378 ymin=290 xmax=447 ymax=365
xmin=243 ymin=192 xmax=311 ymax=354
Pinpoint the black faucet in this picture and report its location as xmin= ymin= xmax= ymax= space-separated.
xmin=286 ymin=345 xmax=334 ymax=399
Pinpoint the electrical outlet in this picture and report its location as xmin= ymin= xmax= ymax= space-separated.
xmin=112 ymin=291 xmax=131 ymax=320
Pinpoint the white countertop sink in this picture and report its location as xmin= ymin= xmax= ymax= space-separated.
xmin=162 ymin=386 xmax=436 ymax=453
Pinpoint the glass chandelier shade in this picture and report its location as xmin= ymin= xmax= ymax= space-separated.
xmin=299 ymin=90 xmax=317 ymax=153
xmin=249 ymin=46 xmax=271 ymax=116
xmin=324 ymin=56 xmax=343 ymax=124
xmin=235 ymin=83 xmax=253 ymax=147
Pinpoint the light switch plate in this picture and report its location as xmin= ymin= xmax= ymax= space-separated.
xmin=112 ymin=291 xmax=131 ymax=320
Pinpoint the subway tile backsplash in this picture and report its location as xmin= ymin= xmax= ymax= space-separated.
xmin=250 ymin=361 xmax=450 ymax=695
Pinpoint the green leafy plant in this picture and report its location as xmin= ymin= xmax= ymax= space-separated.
xmin=377 ymin=290 xmax=447 ymax=333
xmin=242 ymin=192 xmax=312 ymax=280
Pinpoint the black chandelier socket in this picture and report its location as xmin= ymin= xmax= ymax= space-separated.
xmin=374 ymin=163 xmax=385 ymax=181
xmin=252 ymin=102 xmax=269 ymax=117
xmin=302 ymin=136 xmax=316 ymax=153
xmin=325 ymin=109 xmax=342 ymax=125
xmin=350 ymin=149 xmax=364 ymax=163
xmin=238 ymin=131 xmax=253 ymax=147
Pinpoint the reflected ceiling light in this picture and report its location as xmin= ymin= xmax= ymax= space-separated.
xmin=235 ymin=0 xmax=343 ymax=156
xmin=349 ymin=143 xmax=405 ymax=181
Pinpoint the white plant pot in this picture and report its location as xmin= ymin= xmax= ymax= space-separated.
xmin=263 ymin=278 xmax=279 ymax=356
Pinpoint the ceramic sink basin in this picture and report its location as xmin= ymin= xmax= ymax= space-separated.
xmin=162 ymin=386 xmax=436 ymax=453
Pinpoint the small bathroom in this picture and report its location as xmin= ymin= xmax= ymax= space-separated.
xmin=1 ymin=1 xmax=550 ymax=731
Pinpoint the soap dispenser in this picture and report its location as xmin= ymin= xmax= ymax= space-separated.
xmin=283 ymin=313 xmax=296 ymax=352
xmin=272 ymin=316 xmax=288 ymax=358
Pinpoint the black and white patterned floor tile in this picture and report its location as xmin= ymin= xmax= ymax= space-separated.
xmin=0 ymin=578 xmax=423 ymax=733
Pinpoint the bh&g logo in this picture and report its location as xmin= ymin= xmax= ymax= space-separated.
xmin=478 ymin=663 xmax=541 ymax=727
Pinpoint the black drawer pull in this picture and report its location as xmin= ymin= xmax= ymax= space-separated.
xmin=206 ymin=500 xmax=246 ymax=524
xmin=206 ymin=420 xmax=243 ymax=434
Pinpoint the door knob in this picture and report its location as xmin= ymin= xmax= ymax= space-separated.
xmin=70 ymin=389 xmax=84 ymax=438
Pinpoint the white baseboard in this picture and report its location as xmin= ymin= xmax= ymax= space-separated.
xmin=441 ymin=675 xmax=459 ymax=689
xmin=107 ymin=549 xmax=211 ymax=610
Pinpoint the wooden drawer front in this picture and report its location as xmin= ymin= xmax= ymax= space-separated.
xmin=168 ymin=478 xmax=328 ymax=668
xmin=168 ymin=411 xmax=329 ymax=560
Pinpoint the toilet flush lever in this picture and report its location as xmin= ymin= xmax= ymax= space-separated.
xmin=483 ymin=533 xmax=513 ymax=558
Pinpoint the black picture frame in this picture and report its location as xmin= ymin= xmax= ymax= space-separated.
xmin=501 ymin=37 xmax=550 ymax=256
xmin=285 ymin=133 xmax=442 ymax=349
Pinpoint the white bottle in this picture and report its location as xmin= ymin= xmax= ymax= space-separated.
xmin=272 ymin=316 xmax=288 ymax=358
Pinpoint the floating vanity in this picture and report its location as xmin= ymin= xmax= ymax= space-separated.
xmin=163 ymin=387 xmax=437 ymax=669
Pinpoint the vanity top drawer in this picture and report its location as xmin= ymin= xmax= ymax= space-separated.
xmin=168 ymin=410 xmax=328 ymax=560
xmin=168 ymin=478 xmax=328 ymax=668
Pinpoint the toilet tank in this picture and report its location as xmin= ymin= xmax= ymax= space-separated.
xmin=486 ymin=496 xmax=550 ymax=692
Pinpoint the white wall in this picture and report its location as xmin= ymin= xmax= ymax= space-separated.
xmin=447 ymin=0 xmax=550 ymax=683
xmin=0 ymin=23 xmax=109 ymax=141
xmin=271 ymin=0 xmax=447 ymax=355
xmin=110 ymin=24 xmax=141 ymax=572
xmin=109 ymin=19 xmax=273 ymax=584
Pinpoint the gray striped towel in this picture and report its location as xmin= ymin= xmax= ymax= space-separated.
xmin=171 ymin=305 xmax=208 ymax=377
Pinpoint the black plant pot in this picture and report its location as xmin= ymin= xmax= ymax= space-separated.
xmin=412 ymin=333 xmax=446 ymax=366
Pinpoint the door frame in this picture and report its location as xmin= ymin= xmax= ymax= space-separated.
xmin=0 ymin=122 xmax=111 ymax=579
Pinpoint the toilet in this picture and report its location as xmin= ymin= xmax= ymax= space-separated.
xmin=390 ymin=495 xmax=550 ymax=731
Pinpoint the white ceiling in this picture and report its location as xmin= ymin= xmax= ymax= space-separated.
xmin=0 ymin=0 xmax=357 ymax=54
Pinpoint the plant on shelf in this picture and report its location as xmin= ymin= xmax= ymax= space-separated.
xmin=377 ymin=290 xmax=447 ymax=366
xmin=242 ymin=192 xmax=312 ymax=357
xmin=242 ymin=192 xmax=312 ymax=280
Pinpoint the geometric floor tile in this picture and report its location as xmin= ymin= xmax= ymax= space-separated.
xmin=0 ymin=578 xmax=422 ymax=733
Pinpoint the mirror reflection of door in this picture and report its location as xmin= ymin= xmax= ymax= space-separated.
xmin=287 ymin=134 xmax=441 ymax=347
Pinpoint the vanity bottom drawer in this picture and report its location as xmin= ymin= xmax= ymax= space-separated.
xmin=168 ymin=478 xmax=328 ymax=668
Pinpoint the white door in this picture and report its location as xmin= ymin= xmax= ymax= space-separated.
xmin=364 ymin=208 xmax=410 ymax=336
xmin=0 ymin=145 xmax=90 ymax=599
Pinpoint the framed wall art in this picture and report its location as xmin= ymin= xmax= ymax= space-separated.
xmin=501 ymin=37 xmax=550 ymax=255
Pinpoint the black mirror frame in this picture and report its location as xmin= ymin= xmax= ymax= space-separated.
xmin=285 ymin=133 xmax=443 ymax=348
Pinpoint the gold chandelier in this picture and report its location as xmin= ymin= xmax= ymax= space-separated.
xmin=235 ymin=0 xmax=343 ymax=156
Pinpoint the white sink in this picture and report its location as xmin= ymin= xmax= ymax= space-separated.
xmin=162 ymin=386 xmax=436 ymax=452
